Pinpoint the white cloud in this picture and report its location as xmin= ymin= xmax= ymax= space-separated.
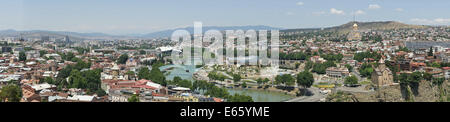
xmin=410 ymin=18 xmax=450 ymax=25
xmin=395 ymin=8 xmax=404 ymax=12
xmin=354 ymin=10 xmax=365 ymax=15
xmin=296 ymin=2 xmax=304 ymax=6
xmin=330 ymin=8 xmax=345 ymax=15
xmin=435 ymin=18 xmax=450 ymax=23
xmin=368 ymin=4 xmax=381 ymax=9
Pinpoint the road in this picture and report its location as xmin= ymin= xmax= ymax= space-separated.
xmin=351 ymin=68 xmax=363 ymax=81
xmin=285 ymin=87 xmax=326 ymax=102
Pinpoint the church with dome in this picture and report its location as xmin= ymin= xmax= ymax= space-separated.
xmin=347 ymin=22 xmax=362 ymax=41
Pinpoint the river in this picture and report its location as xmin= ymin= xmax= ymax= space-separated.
xmin=228 ymin=89 xmax=294 ymax=102
xmin=161 ymin=64 xmax=294 ymax=102
xmin=159 ymin=64 xmax=199 ymax=81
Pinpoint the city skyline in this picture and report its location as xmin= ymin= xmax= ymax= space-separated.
xmin=0 ymin=0 xmax=449 ymax=35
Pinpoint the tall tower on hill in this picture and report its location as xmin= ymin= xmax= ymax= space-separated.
xmin=347 ymin=14 xmax=362 ymax=41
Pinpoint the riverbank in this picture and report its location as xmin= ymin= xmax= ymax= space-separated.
xmin=228 ymin=88 xmax=296 ymax=102
xmin=188 ymin=65 xmax=298 ymax=101
xmin=230 ymin=86 xmax=298 ymax=96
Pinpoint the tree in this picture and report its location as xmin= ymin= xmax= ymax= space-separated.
xmin=305 ymin=61 xmax=313 ymax=71
xmin=192 ymin=80 xmax=210 ymax=92
xmin=275 ymin=74 xmax=295 ymax=86
xmin=68 ymin=69 xmax=87 ymax=89
xmin=74 ymin=60 xmax=90 ymax=70
xmin=208 ymin=72 xmax=227 ymax=81
xmin=295 ymin=63 xmax=301 ymax=69
xmin=297 ymin=71 xmax=314 ymax=89
xmin=61 ymin=52 xmax=75 ymax=61
xmin=241 ymin=82 xmax=247 ymax=88
xmin=256 ymin=78 xmax=263 ymax=86
xmin=397 ymin=46 xmax=410 ymax=52
xmin=83 ymin=69 xmax=102 ymax=91
xmin=399 ymin=73 xmax=411 ymax=84
xmin=359 ymin=63 xmax=374 ymax=78
xmin=354 ymin=52 xmax=381 ymax=62
xmin=205 ymin=86 xmax=229 ymax=98
xmin=41 ymin=77 xmax=55 ymax=84
xmin=96 ymin=89 xmax=106 ymax=97
xmin=39 ymin=50 xmax=48 ymax=57
xmin=126 ymin=71 xmax=136 ymax=80
xmin=410 ymin=71 xmax=423 ymax=83
xmin=345 ymin=64 xmax=353 ymax=72
xmin=321 ymin=53 xmax=343 ymax=62
xmin=423 ymin=72 xmax=432 ymax=81
xmin=128 ymin=94 xmax=140 ymax=102
xmin=344 ymin=76 xmax=358 ymax=86
xmin=428 ymin=47 xmax=433 ymax=56
xmin=232 ymin=74 xmax=241 ymax=83
xmin=149 ymin=66 xmax=167 ymax=86
xmin=19 ymin=51 xmax=26 ymax=61
xmin=432 ymin=77 xmax=445 ymax=86
xmin=117 ymin=54 xmax=129 ymax=64
xmin=139 ymin=50 xmax=146 ymax=55
xmin=263 ymin=78 xmax=270 ymax=84
xmin=257 ymin=78 xmax=270 ymax=86
xmin=297 ymin=71 xmax=314 ymax=96
xmin=58 ymin=65 xmax=73 ymax=79
xmin=0 ymin=84 xmax=22 ymax=102
xmin=65 ymin=68 xmax=101 ymax=91
xmin=431 ymin=62 xmax=440 ymax=68
xmin=126 ymin=71 xmax=135 ymax=76
xmin=171 ymin=76 xmax=192 ymax=89
xmin=399 ymin=71 xmax=423 ymax=85
xmin=138 ymin=67 xmax=151 ymax=80
xmin=227 ymin=94 xmax=253 ymax=102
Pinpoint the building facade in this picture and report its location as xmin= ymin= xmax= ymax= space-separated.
xmin=371 ymin=58 xmax=394 ymax=86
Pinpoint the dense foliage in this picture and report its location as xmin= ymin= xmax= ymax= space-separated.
xmin=192 ymin=80 xmax=254 ymax=102
xmin=19 ymin=51 xmax=26 ymax=61
xmin=344 ymin=76 xmax=358 ymax=85
xmin=297 ymin=71 xmax=314 ymax=88
xmin=0 ymin=84 xmax=22 ymax=102
xmin=117 ymin=54 xmax=129 ymax=64
xmin=311 ymin=61 xmax=336 ymax=74
xmin=279 ymin=52 xmax=309 ymax=60
xmin=359 ymin=63 xmax=374 ymax=78
xmin=275 ymin=74 xmax=295 ymax=86
xmin=353 ymin=52 xmax=381 ymax=62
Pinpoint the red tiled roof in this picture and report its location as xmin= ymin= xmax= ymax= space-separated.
xmin=131 ymin=85 xmax=157 ymax=90
xmin=136 ymin=79 xmax=150 ymax=85
xmin=213 ymin=98 xmax=223 ymax=102
xmin=152 ymin=93 xmax=163 ymax=96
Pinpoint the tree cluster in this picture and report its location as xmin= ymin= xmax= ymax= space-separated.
xmin=353 ymin=51 xmax=381 ymax=62
xmin=192 ymin=80 xmax=254 ymax=102
xmin=0 ymin=84 xmax=22 ymax=102
xmin=311 ymin=61 xmax=336 ymax=74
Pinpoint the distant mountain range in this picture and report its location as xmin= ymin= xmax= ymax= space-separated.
xmin=0 ymin=25 xmax=282 ymax=40
xmin=0 ymin=21 xmax=435 ymax=41
xmin=282 ymin=21 xmax=428 ymax=34
xmin=0 ymin=29 xmax=130 ymax=41
xmin=137 ymin=25 xmax=283 ymax=38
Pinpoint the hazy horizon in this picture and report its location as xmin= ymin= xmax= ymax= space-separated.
xmin=0 ymin=0 xmax=449 ymax=35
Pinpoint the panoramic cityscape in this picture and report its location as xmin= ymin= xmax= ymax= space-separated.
xmin=0 ymin=0 xmax=449 ymax=103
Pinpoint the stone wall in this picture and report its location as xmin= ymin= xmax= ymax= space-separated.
xmin=333 ymin=80 xmax=448 ymax=102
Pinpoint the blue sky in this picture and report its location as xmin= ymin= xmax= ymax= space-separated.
xmin=0 ymin=0 xmax=449 ymax=35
